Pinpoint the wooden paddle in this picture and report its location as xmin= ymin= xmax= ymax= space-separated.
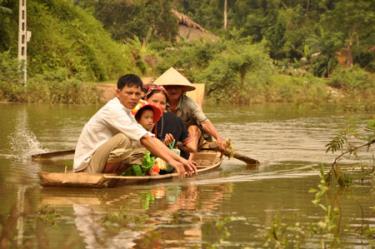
xmin=31 ymin=149 xmax=75 ymax=161
xmin=201 ymin=141 xmax=259 ymax=165
xmin=31 ymin=141 xmax=260 ymax=166
xmin=225 ymin=151 xmax=259 ymax=165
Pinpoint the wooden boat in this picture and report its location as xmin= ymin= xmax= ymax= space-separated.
xmin=37 ymin=150 xmax=223 ymax=188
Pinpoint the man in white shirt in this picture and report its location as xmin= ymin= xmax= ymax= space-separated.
xmin=73 ymin=74 xmax=197 ymax=176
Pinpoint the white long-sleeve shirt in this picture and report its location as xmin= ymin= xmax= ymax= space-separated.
xmin=73 ymin=97 xmax=152 ymax=171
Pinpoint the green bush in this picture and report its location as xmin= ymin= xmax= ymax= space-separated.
xmin=353 ymin=50 xmax=375 ymax=73
xmin=0 ymin=51 xmax=20 ymax=100
xmin=157 ymin=40 xmax=225 ymax=81
xmin=0 ymin=0 xmax=136 ymax=104
xmin=157 ymin=38 xmax=333 ymax=105
xmin=328 ymin=66 xmax=374 ymax=90
xmin=30 ymin=0 xmax=135 ymax=81
xmin=1 ymin=0 xmax=135 ymax=82
xmin=27 ymin=72 xmax=99 ymax=104
xmin=267 ymin=74 xmax=328 ymax=103
xmin=158 ymin=39 xmax=275 ymax=104
xmin=0 ymin=62 xmax=99 ymax=104
xmin=93 ymin=0 xmax=178 ymax=42
xmin=126 ymin=37 xmax=161 ymax=76
xmin=0 ymin=79 xmax=99 ymax=104
xmin=0 ymin=51 xmax=19 ymax=83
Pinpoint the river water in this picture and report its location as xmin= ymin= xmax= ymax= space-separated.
xmin=1 ymin=103 xmax=375 ymax=248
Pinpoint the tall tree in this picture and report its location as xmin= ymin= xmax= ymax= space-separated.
xmin=321 ymin=0 xmax=375 ymax=66
xmin=175 ymin=0 xmax=224 ymax=32
xmin=94 ymin=0 xmax=178 ymax=42
xmin=0 ymin=0 xmax=16 ymax=52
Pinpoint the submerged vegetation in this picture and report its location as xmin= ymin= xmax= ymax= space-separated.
xmin=0 ymin=0 xmax=375 ymax=105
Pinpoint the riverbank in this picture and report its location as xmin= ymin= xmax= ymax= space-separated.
xmin=1 ymin=74 xmax=375 ymax=112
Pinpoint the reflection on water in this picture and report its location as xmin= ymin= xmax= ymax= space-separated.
xmin=40 ymin=184 xmax=232 ymax=249
xmin=16 ymin=186 xmax=26 ymax=248
xmin=1 ymin=103 xmax=375 ymax=248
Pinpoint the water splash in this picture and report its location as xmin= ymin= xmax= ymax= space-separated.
xmin=8 ymin=108 xmax=46 ymax=163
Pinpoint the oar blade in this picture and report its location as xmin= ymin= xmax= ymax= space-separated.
xmin=233 ymin=152 xmax=259 ymax=165
xmin=31 ymin=149 xmax=75 ymax=161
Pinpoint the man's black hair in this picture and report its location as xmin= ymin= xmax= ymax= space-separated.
xmin=117 ymin=74 xmax=143 ymax=90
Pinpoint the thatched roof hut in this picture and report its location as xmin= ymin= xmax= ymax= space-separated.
xmin=171 ymin=9 xmax=218 ymax=42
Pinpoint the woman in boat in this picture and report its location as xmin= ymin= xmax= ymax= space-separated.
xmin=153 ymin=67 xmax=228 ymax=153
xmin=144 ymin=85 xmax=195 ymax=159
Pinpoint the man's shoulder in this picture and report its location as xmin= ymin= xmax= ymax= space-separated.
xmin=97 ymin=97 xmax=117 ymax=111
xmin=93 ymin=98 xmax=132 ymax=123
xmin=105 ymin=97 xmax=121 ymax=108
xmin=181 ymin=95 xmax=194 ymax=103
xmin=102 ymin=98 xmax=129 ymax=113
xmin=181 ymin=95 xmax=198 ymax=108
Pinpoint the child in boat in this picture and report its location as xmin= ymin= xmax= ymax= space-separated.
xmin=132 ymin=100 xmax=162 ymax=132
xmin=131 ymin=100 xmax=171 ymax=176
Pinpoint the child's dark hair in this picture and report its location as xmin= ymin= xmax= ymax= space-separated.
xmin=135 ymin=106 xmax=154 ymax=122
xmin=117 ymin=74 xmax=143 ymax=90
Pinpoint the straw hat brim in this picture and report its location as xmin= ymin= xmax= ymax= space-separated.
xmin=163 ymin=85 xmax=196 ymax=92
xmin=154 ymin=67 xmax=196 ymax=92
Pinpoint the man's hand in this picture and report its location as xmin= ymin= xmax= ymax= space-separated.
xmin=168 ymin=159 xmax=186 ymax=177
xmin=201 ymin=119 xmax=227 ymax=151
xmin=140 ymin=135 xmax=197 ymax=177
xmin=181 ymin=158 xmax=197 ymax=176
xmin=216 ymin=137 xmax=228 ymax=152
xmin=168 ymin=158 xmax=197 ymax=177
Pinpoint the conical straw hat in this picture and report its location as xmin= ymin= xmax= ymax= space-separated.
xmin=154 ymin=67 xmax=196 ymax=91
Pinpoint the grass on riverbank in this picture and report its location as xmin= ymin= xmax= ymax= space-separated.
xmin=0 ymin=78 xmax=100 ymax=104
xmin=1 ymin=72 xmax=375 ymax=111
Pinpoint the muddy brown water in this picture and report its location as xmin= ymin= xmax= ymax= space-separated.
xmin=1 ymin=103 xmax=375 ymax=248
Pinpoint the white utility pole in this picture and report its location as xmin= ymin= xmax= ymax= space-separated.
xmin=223 ymin=0 xmax=228 ymax=30
xmin=18 ymin=0 xmax=29 ymax=85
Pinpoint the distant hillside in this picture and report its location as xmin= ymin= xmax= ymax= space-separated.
xmin=0 ymin=0 xmax=136 ymax=81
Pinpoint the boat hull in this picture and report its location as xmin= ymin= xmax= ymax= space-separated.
xmin=39 ymin=150 xmax=223 ymax=188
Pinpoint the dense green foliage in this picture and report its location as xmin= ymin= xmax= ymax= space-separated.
xmin=0 ymin=0 xmax=375 ymax=104
xmin=176 ymin=0 xmax=375 ymax=75
xmin=0 ymin=51 xmax=98 ymax=103
xmin=0 ymin=0 xmax=141 ymax=103
xmin=0 ymin=0 xmax=136 ymax=83
xmin=26 ymin=1 xmax=133 ymax=81
xmin=157 ymin=39 xmax=329 ymax=104
xmin=93 ymin=0 xmax=177 ymax=42
xmin=78 ymin=0 xmax=375 ymax=76
xmin=328 ymin=66 xmax=373 ymax=90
